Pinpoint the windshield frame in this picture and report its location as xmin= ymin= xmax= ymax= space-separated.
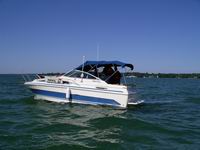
xmin=63 ymin=69 xmax=103 ymax=81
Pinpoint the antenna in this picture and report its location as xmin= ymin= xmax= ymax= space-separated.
xmin=97 ymin=44 xmax=100 ymax=61
xmin=81 ymin=56 xmax=85 ymax=81
xmin=81 ymin=56 xmax=85 ymax=72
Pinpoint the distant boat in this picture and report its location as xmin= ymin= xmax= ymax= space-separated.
xmin=126 ymin=75 xmax=137 ymax=78
xmin=148 ymin=75 xmax=154 ymax=78
xmin=25 ymin=61 xmax=134 ymax=109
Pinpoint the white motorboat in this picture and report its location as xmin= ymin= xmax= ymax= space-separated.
xmin=25 ymin=61 xmax=134 ymax=109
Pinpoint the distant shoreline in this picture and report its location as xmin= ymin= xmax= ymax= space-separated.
xmin=0 ymin=72 xmax=200 ymax=79
xmin=125 ymin=72 xmax=200 ymax=79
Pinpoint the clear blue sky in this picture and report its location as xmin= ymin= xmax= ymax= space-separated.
xmin=0 ymin=0 xmax=200 ymax=74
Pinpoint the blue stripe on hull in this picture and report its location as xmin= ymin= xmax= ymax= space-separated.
xmin=31 ymin=89 xmax=120 ymax=106
xmin=31 ymin=89 xmax=66 ymax=99
xmin=72 ymin=94 xmax=120 ymax=105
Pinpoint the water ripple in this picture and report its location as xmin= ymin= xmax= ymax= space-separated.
xmin=0 ymin=76 xmax=200 ymax=149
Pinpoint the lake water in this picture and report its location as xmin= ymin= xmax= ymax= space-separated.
xmin=0 ymin=75 xmax=200 ymax=149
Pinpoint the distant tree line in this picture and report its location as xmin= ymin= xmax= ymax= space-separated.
xmin=125 ymin=72 xmax=200 ymax=79
xmin=39 ymin=72 xmax=200 ymax=79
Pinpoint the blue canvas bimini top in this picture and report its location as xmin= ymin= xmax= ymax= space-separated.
xmin=76 ymin=61 xmax=134 ymax=70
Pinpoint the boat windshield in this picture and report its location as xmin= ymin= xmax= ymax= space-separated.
xmin=67 ymin=66 xmax=124 ymax=84
xmin=64 ymin=70 xmax=99 ymax=80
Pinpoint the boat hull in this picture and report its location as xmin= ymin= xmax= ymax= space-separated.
xmin=26 ymin=82 xmax=129 ymax=109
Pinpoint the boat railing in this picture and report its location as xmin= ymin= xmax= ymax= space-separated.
xmin=21 ymin=74 xmax=41 ymax=82
xmin=64 ymin=70 xmax=103 ymax=81
xmin=64 ymin=69 xmax=129 ymax=85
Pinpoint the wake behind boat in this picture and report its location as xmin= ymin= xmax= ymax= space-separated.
xmin=25 ymin=61 xmax=134 ymax=109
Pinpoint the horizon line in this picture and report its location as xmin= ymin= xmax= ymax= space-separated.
xmin=1 ymin=72 xmax=200 ymax=75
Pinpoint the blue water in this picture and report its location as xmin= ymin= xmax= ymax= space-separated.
xmin=0 ymin=75 xmax=200 ymax=149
